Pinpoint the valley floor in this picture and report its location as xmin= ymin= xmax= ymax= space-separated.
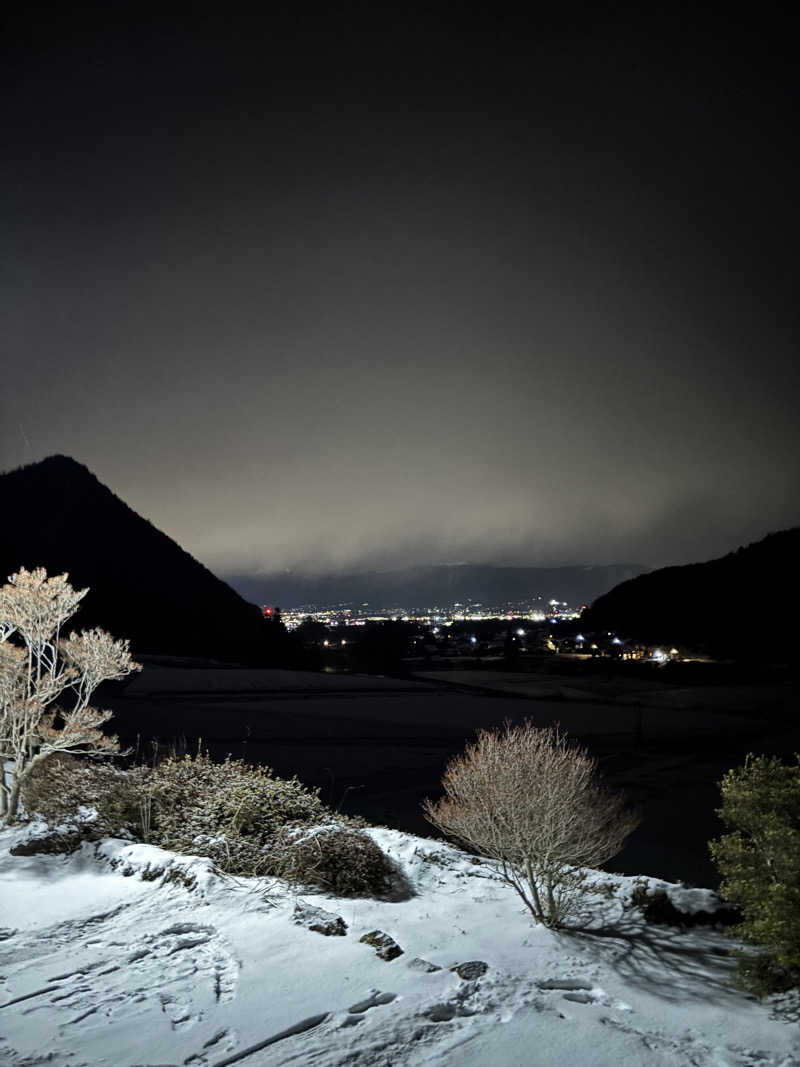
xmin=106 ymin=663 xmax=800 ymax=886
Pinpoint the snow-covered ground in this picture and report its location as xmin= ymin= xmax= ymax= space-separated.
xmin=1 ymin=826 xmax=798 ymax=1066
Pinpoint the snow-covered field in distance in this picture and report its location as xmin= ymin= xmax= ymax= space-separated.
xmin=105 ymin=663 xmax=800 ymax=888
xmin=2 ymin=825 xmax=798 ymax=1067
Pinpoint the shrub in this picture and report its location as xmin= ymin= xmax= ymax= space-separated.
xmin=19 ymin=747 xmax=400 ymax=898
xmin=423 ymin=720 xmax=640 ymax=928
xmin=272 ymin=826 xmax=399 ymax=897
xmin=710 ymin=754 xmax=800 ymax=995
xmin=20 ymin=753 xmax=148 ymax=837
xmin=146 ymin=753 xmax=335 ymax=876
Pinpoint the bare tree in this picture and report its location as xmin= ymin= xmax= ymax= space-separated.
xmin=423 ymin=721 xmax=639 ymax=927
xmin=0 ymin=567 xmax=140 ymax=823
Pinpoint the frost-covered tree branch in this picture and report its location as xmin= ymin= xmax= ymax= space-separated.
xmin=0 ymin=567 xmax=140 ymax=822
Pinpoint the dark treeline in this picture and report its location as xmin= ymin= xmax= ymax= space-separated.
xmin=582 ymin=528 xmax=799 ymax=665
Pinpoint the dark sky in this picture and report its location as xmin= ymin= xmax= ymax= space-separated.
xmin=3 ymin=10 xmax=798 ymax=576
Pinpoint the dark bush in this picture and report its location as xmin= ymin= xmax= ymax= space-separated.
xmin=272 ymin=826 xmax=400 ymax=897
xmin=10 ymin=829 xmax=93 ymax=856
xmin=629 ymin=883 xmax=739 ymax=928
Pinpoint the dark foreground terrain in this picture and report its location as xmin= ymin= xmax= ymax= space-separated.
xmin=104 ymin=661 xmax=800 ymax=887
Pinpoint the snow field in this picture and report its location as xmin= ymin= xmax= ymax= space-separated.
xmin=0 ymin=826 xmax=798 ymax=1066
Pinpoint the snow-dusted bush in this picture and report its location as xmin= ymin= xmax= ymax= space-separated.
xmin=20 ymin=753 xmax=147 ymax=836
xmin=423 ymin=720 xmax=640 ymax=928
xmin=144 ymin=754 xmax=396 ymax=895
xmin=146 ymin=753 xmax=332 ymax=876
xmin=272 ymin=825 xmax=399 ymax=897
xmin=0 ymin=567 xmax=140 ymax=822
xmin=710 ymin=754 xmax=800 ymax=995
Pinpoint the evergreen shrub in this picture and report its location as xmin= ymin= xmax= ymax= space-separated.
xmin=710 ymin=754 xmax=800 ymax=995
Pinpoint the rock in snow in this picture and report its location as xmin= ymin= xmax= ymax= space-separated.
xmin=359 ymin=929 xmax=405 ymax=961
xmin=451 ymin=960 xmax=489 ymax=980
xmin=292 ymin=902 xmax=348 ymax=937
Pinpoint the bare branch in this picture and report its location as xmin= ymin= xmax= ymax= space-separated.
xmin=423 ymin=720 xmax=640 ymax=928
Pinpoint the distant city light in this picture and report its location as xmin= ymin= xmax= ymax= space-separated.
xmin=612 ymin=637 xmax=622 ymax=645
xmin=279 ymin=594 xmax=581 ymax=631
xmin=516 ymin=628 xmax=525 ymax=636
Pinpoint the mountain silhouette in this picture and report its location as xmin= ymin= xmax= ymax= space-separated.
xmin=227 ymin=562 xmax=648 ymax=612
xmin=0 ymin=455 xmax=270 ymax=659
xmin=581 ymin=528 xmax=800 ymax=663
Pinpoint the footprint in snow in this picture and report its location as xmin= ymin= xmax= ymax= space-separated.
xmin=4 ymin=917 xmax=240 ymax=1036
xmin=347 ymin=991 xmax=398 ymax=1014
xmin=334 ymin=990 xmax=398 ymax=1030
xmin=563 ymin=989 xmax=605 ymax=1005
xmin=537 ymin=978 xmax=593 ymax=991
xmin=537 ymin=977 xmax=632 ymax=1012
xmin=184 ymin=1027 xmax=241 ymax=1065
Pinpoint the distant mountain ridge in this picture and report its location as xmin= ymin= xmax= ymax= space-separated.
xmin=581 ymin=528 xmax=800 ymax=662
xmin=0 ymin=455 xmax=269 ymax=659
xmin=226 ymin=562 xmax=648 ymax=611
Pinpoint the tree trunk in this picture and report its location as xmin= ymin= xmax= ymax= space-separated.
xmin=525 ymin=859 xmax=545 ymax=923
xmin=3 ymin=750 xmax=54 ymax=824
xmin=5 ymin=777 xmax=21 ymax=824
xmin=546 ymin=880 xmax=558 ymax=927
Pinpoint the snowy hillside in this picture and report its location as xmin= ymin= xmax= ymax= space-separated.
xmin=1 ymin=826 xmax=798 ymax=1067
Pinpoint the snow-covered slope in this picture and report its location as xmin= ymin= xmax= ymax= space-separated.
xmin=1 ymin=826 xmax=798 ymax=1067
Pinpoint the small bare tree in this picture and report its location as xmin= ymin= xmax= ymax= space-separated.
xmin=423 ymin=721 xmax=639 ymax=927
xmin=0 ymin=567 xmax=141 ymax=823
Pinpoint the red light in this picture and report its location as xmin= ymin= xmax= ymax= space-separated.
xmin=263 ymin=606 xmax=274 ymax=617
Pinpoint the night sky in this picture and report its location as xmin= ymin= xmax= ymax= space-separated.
xmin=3 ymin=10 xmax=798 ymax=577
